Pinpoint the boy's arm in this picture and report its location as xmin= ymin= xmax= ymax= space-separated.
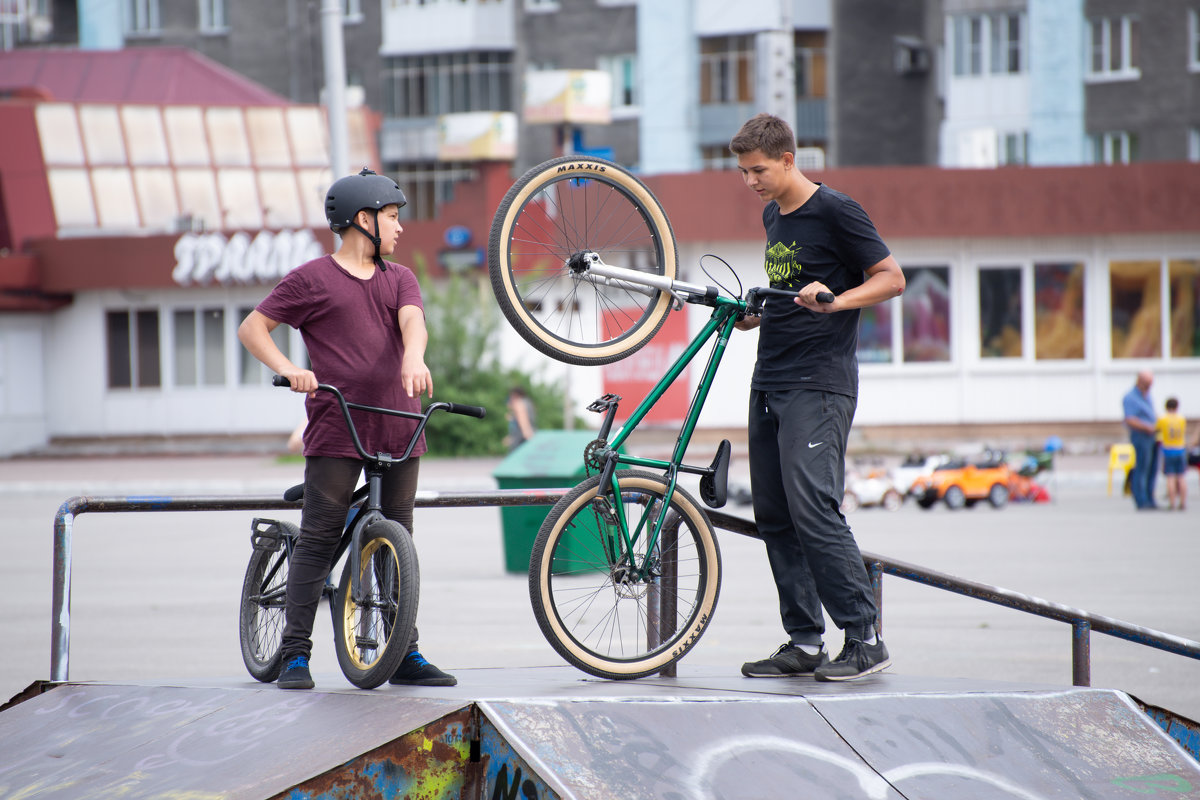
xmin=237 ymin=310 xmax=316 ymax=393
xmin=795 ymin=255 xmax=905 ymax=313
xmin=398 ymin=304 xmax=433 ymax=399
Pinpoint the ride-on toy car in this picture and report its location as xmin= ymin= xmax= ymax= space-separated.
xmin=842 ymin=467 xmax=904 ymax=512
xmin=910 ymin=451 xmax=1012 ymax=510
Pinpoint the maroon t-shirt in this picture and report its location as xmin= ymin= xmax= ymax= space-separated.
xmin=257 ymin=255 xmax=427 ymax=459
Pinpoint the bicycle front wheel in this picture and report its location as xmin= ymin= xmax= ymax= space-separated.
xmin=529 ymin=471 xmax=721 ymax=679
xmin=489 ymin=155 xmax=678 ymax=366
xmin=238 ymin=520 xmax=297 ymax=683
xmin=333 ymin=519 xmax=419 ymax=689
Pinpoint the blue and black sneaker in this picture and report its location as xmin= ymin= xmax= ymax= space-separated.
xmin=388 ymin=651 xmax=457 ymax=686
xmin=278 ymin=655 xmax=315 ymax=690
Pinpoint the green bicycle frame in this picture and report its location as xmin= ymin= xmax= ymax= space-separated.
xmin=592 ymin=292 xmax=747 ymax=579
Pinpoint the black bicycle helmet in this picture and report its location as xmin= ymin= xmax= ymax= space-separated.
xmin=324 ymin=168 xmax=407 ymax=270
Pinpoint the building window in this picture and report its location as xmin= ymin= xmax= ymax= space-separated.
xmin=1034 ymin=262 xmax=1085 ymax=360
xmin=107 ymin=309 xmax=161 ymax=389
xmin=989 ymin=12 xmax=1023 ymax=74
xmin=597 ymin=53 xmax=639 ymax=111
xmin=1109 ymin=258 xmax=1200 ymax=360
xmin=700 ymin=35 xmax=754 ymax=104
xmin=125 ymin=0 xmax=160 ymax=34
xmin=1190 ymin=10 xmax=1200 ymax=71
xmin=794 ymin=32 xmax=828 ymax=98
xmin=979 ymin=267 xmax=1023 ymax=358
xmin=902 ymin=266 xmax=951 ymax=363
xmin=173 ymin=308 xmax=226 ymax=387
xmin=198 ymin=0 xmax=228 ymax=31
xmin=1190 ymin=128 xmax=1200 ymax=162
xmin=857 ymin=301 xmax=894 ymax=364
xmin=998 ymin=131 xmax=1029 ymax=166
xmin=700 ymin=145 xmax=738 ymax=171
xmin=951 ymin=15 xmax=984 ymax=76
xmin=1169 ymin=259 xmax=1200 ymax=358
xmin=1087 ymin=15 xmax=1140 ymax=80
xmin=389 ymin=161 xmax=477 ymax=221
xmin=343 ymin=0 xmax=362 ymax=22
xmin=951 ymin=13 xmax=1025 ymax=77
xmin=383 ymin=51 xmax=514 ymax=118
xmin=1090 ymin=131 xmax=1137 ymax=164
xmin=525 ymin=0 xmax=559 ymax=11
xmin=1110 ymin=259 xmax=1162 ymax=358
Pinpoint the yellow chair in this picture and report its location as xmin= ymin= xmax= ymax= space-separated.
xmin=1108 ymin=444 xmax=1136 ymax=496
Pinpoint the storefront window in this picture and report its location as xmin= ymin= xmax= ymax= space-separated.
xmin=979 ymin=267 xmax=1022 ymax=358
xmin=257 ymin=170 xmax=305 ymax=229
xmin=174 ymin=308 xmax=226 ymax=386
xmin=902 ymin=266 xmax=950 ymax=362
xmin=36 ymin=104 xmax=86 ymax=165
xmin=857 ymin=302 xmax=893 ymax=363
xmin=216 ymin=168 xmax=264 ymax=230
xmin=1169 ymin=258 xmax=1200 ymax=358
xmin=107 ymin=309 xmax=161 ymax=389
xmin=1034 ymin=261 xmax=1085 ymax=359
xmin=1110 ymin=259 xmax=1161 ymax=358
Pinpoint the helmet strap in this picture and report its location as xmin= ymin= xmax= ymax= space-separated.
xmin=349 ymin=209 xmax=387 ymax=272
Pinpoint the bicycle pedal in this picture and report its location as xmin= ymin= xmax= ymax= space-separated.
xmin=587 ymin=393 xmax=622 ymax=413
xmin=250 ymin=518 xmax=286 ymax=551
xmin=699 ymin=439 xmax=732 ymax=509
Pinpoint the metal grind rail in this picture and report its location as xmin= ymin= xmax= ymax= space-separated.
xmin=51 ymin=491 xmax=1200 ymax=690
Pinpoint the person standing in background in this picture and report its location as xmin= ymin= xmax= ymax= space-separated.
xmin=1123 ymin=370 xmax=1158 ymax=510
xmin=1157 ymin=397 xmax=1187 ymax=511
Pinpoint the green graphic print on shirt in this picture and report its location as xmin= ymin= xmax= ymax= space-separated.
xmin=765 ymin=241 xmax=801 ymax=285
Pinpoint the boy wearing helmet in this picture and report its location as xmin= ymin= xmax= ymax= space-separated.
xmin=238 ymin=168 xmax=455 ymax=689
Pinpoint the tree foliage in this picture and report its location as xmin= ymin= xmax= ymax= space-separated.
xmin=416 ymin=263 xmax=569 ymax=457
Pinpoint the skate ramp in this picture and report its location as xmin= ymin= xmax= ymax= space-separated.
xmin=1 ymin=668 xmax=1198 ymax=799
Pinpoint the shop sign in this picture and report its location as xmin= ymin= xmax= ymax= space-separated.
xmin=172 ymin=229 xmax=324 ymax=286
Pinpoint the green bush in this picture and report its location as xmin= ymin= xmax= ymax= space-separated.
xmin=417 ymin=264 xmax=570 ymax=457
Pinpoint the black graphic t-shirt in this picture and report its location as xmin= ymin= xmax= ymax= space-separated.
xmin=752 ymin=184 xmax=891 ymax=397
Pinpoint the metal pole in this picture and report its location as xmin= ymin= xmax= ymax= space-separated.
xmin=1072 ymin=620 xmax=1092 ymax=686
xmin=320 ymin=0 xmax=350 ymax=181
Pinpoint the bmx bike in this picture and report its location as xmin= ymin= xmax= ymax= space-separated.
xmin=488 ymin=155 xmax=830 ymax=680
xmin=238 ymin=378 xmax=485 ymax=689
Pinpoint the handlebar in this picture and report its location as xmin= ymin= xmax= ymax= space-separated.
xmin=272 ymin=376 xmax=487 ymax=462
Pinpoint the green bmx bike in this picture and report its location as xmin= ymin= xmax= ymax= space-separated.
xmin=489 ymin=156 xmax=825 ymax=680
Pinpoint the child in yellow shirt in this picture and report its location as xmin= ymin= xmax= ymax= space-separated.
xmin=1156 ymin=397 xmax=1187 ymax=511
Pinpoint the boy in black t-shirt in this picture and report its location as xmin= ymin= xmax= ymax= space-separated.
xmin=730 ymin=113 xmax=905 ymax=681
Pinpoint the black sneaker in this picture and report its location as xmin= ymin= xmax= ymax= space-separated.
xmin=741 ymin=643 xmax=829 ymax=678
xmin=814 ymin=638 xmax=891 ymax=682
xmin=388 ymin=651 xmax=458 ymax=687
xmin=278 ymin=655 xmax=315 ymax=690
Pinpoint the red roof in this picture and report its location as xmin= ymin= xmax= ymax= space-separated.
xmin=0 ymin=47 xmax=289 ymax=106
xmin=646 ymin=162 xmax=1200 ymax=241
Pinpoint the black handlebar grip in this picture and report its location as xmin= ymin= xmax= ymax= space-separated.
xmin=446 ymin=403 xmax=487 ymax=419
xmin=272 ymin=375 xmax=291 ymax=387
xmin=816 ymin=291 xmax=835 ymax=304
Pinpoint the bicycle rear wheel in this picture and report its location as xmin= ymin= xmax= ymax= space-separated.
xmin=238 ymin=520 xmax=297 ymax=683
xmin=333 ymin=519 xmax=419 ymax=689
xmin=529 ymin=471 xmax=721 ymax=680
xmin=488 ymin=155 xmax=678 ymax=366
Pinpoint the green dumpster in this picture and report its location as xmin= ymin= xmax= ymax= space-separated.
xmin=492 ymin=430 xmax=604 ymax=574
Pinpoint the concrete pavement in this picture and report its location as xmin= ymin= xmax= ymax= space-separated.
xmin=3 ymin=449 xmax=1198 ymax=726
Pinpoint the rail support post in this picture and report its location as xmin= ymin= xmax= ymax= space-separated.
xmin=1072 ymin=619 xmax=1092 ymax=686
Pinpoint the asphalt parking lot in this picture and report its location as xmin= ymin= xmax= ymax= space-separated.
xmin=2 ymin=449 xmax=1198 ymax=722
